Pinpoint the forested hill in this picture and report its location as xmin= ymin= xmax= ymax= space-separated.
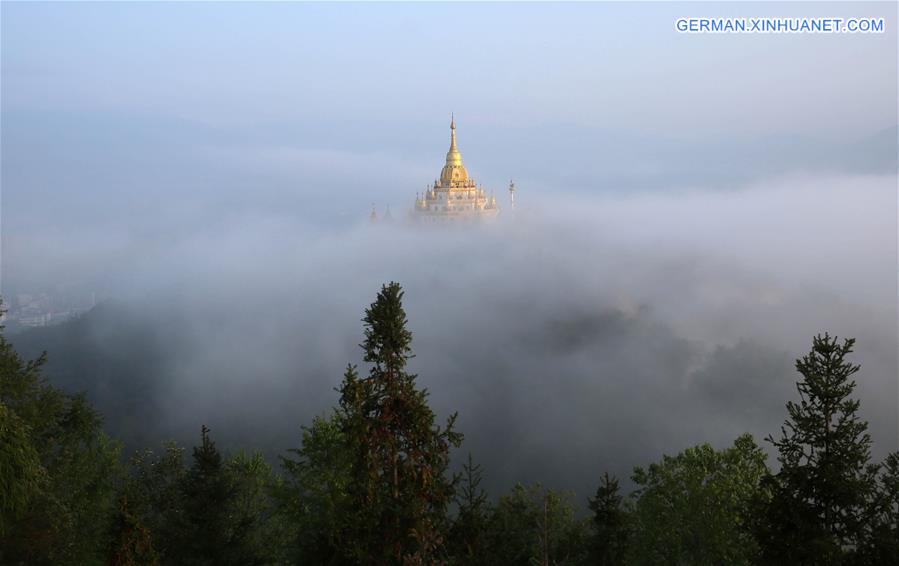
xmin=9 ymin=302 xmax=185 ymax=451
xmin=8 ymin=304 xmax=385 ymax=473
xmin=7 ymin=302 xmax=327 ymax=458
xmin=8 ymin=295 xmax=889 ymax=499
xmin=6 ymin=297 xmax=800 ymax=497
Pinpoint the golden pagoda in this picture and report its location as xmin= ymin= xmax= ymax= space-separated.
xmin=413 ymin=116 xmax=499 ymax=221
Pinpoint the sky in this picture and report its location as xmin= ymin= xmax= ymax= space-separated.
xmin=3 ymin=2 xmax=895 ymax=135
xmin=2 ymin=2 xmax=897 ymax=496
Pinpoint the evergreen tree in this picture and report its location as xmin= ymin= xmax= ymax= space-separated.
xmin=337 ymin=282 xmax=463 ymax=564
xmin=857 ymin=451 xmax=899 ymax=563
xmin=226 ymin=449 xmax=290 ymax=565
xmin=482 ymin=483 xmax=588 ymax=566
xmin=125 ymin=437 xmax=284 ymax=565
xmin=758 ymin=334 xmax=878 ymax=565
xmin=587 ymin=473 xmax=629 ymax=566
xmin=448 ymin=454 xmax=491 ymax=565
xmin=176 ymin=425 xmax=238 ymax=566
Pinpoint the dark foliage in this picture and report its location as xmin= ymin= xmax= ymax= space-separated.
xmin=447 ymin=454 xmax=491 ymax=565
xmin=588 ymin=473 xmax=629 ymax=565
xmin=107 ymin=496 xmax=159 ymax=566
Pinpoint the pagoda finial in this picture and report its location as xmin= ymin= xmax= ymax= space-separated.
xmin=447 ymin=114 xmax=459 ymax=156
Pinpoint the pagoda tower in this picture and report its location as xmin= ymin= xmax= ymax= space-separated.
xmin=413 ymin=116 xmax=499 ymax=222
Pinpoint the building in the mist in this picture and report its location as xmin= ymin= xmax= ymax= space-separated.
xmin=413 ymin=117 xmax=499 ymax=222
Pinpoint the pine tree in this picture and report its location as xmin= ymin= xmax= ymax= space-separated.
xmin=482 ymin=483 xmax=588 ymax=566
xmin=587 ymin=473 xmax=629 ymax=565
xmin=177 ymin=425 xmax=237 ymax=566
xmin=225 ymin=450 xmax=288 ymax=565
xmin=855 ymin=451 xmax=899 ymax=564
xmin=448 ymin=454 xmax=491 ymax=564
xmin=337 ymin=282 xmax=462 ymax=564
xmin=759 ymin=334 xmax=878 ymax=564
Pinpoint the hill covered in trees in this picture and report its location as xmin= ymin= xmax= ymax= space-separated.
xmin=9 ymin=290 xmax=831 ymax=502
xmin=1 ymin=283 xmax=898 ymax=565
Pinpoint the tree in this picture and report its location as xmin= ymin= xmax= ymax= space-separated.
xmin=107 ymin=496 xmax=159 ymax=566
xmin=0 ymin=310 xmax=122 ymax=565
xmin=123 ymin=435 xmax=285 ymax=565
xmin=279 ymin=413 xmax=353 ymax=564
xmin=121 ymin=442 xmax=187 ymax=562
xmin=0 ymin=401 xmax=45 ymax=534
xmin=226 ymin=449 xmax=289 ymax=565
xmin=337 ymin=282 xmax=463 ymax=564
xmin=758 ymin=334 xmax=878 ymax=565
xmin=482 ymin=483 xmax=588 ymax=566
xmin=448 ymin=454 xmax=491 ymax=565
xmin=174 ymin=425 xmax=237 ymax=565
xmin=587 ymin=472 xmax=630 ymax=566
xmin=856 ymin=451 xmax=899 ymax=564
xmin=629 ymin=434 xmax=767 ymax=565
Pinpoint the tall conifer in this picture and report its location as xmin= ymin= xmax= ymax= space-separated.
xmin=337 ymin=282 xmax=462 ymax=564
xmin=448 ymin=454 xmax=491 ymax=564
xmin=588 ymin=473 xmax=629 ymax=566
xmin=177 ymin=426 xmax=236 ymax=566
xmin=759 ymin=334 xmax=878 ymax=564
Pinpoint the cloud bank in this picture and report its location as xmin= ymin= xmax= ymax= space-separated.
xmin=9 ymin=172 xmax=895 ymax=499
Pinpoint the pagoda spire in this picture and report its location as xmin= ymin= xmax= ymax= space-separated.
xmin=445 ymin=114 xmax=462 ymax=167
xmin=449 ymin=113 xmax=458 ymax=153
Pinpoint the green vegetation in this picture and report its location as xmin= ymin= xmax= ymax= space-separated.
xmin=629 ymin=434 xmax=766 ymax=565
xmin=1 ymin=291 xmax=897 ymax=565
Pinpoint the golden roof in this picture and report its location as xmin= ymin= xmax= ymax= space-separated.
xmin=439 ymin=115 xmax=470 ymax=187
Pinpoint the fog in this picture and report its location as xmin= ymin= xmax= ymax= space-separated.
xmin=7 ymin=170 xmax=896 ymax=498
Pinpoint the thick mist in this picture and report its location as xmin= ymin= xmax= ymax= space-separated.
xmin=8 ymin=172 xmax=896 ymax=499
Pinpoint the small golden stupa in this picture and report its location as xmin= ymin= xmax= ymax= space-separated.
xmin=413 ymin=116 xmax=499 ymax=221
